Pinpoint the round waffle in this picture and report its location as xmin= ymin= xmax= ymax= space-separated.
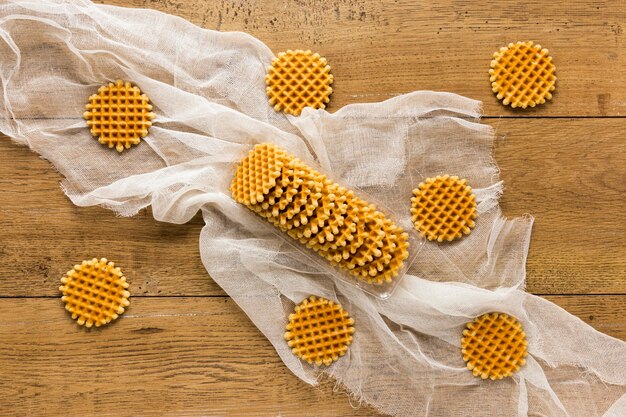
xmin=266 ymin=49 xmax=334 ymax=116
xmin=230 ymin=143 xmax=289 ymax=206
xmin=83 ymin=80 xmax=156 ymax=152
xmin=284 ymin=295 xmax=355 ymax=366
xmin=411 ymin=175 xmax=477 ymax=243
xmin=59 ymin=258 xmax=130 ymax=328
xmin=461 ymin=312 xmax=528 ymax=380
xmin=490 ymin=41 xmax=556 ymax=109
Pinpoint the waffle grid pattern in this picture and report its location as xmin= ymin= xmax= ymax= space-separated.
xmin=284 ymin=296 xmax=355 ymax=366
xmin=461 ymin=312 xmax=528 ymax=380
xmin=59 ymin=258 xmax=130 ymax=328
xmin=84 ymin=80 xmax=156 ymax=152
xmin=230 ymin=143 xmax=410 ymax=285
xmin=266 ymin=50 xmax=333 ymax=116
xmin=489 ymin=41 xmax=556 ymax=109
xmin=231 ymin=143 xmax=288 ymax=206
xmin=411 ymin=175 xmax=477 ymax=243
xmin=352 ymin=219 xmax=410 ymax=281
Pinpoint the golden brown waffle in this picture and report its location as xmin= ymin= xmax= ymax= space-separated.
xmin=461 ymin=312 xmax=528 ymax=380
xmin=302 ymin=183 xmax=349 ymax=245
xmin=253 ymin=160 xmax=325 ymax=229
xmin=84 ymin=80 xmax=156 ymax=152
xmin=262 ymin=159 xmax=306 ymax=212
xmin=230 ymin=143 xmax=289 ymax=206
xmin=231 ymin=143 xmax=410 ymax=285
xmin=266 ymin=50 xmax=334 ymax=116
xmin=317 ymin=190 xmax=361 ymax=248
xmin=316 ymin=199 xmax=374 ymax=263
xmin=337 ymin=211 xmax=386 ymax=269
xmin=411 ymin=175 xmax=477 ymax=243
xmin=351 ymin=220 xmax=410 ymax=284
xmin=324 ymin=199 xmax=376 ymax=251
xmin=289 ymin=181 xmax=347 ymax=240
xmin=312 ymin=193 xmax=365 ymax=256
xmin=363 ymin=242 xmax=410 ymax=285
xmin=59 ymin=258 xmax=130 ymax=328
xmin=284 ymin=295 xmax=355 ymax=366
xmin=276 ymin=179 xmax=324 ymax=227
xmin=363 ymin=233 xmax=410 ymax=284
xmin=490 ymin=41 xmax=556 ymax=109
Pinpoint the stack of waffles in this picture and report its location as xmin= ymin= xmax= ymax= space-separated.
xmin=230 ymin=143 xmax=409 ymax=285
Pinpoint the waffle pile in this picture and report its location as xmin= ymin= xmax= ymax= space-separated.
xmin=231 ymin=143 xmax=409 ymax=285
xmin=266 ymin=50 xmax=334 ymax=116
xmin=461 ymin=312 xmax=528 ymax=380
xmin=284 ymin=295 xmax=355 ymax=366
xmin=59 ymin=258 xmax=131 ymax=328
xmin=489 ymin=41 xmax=556 ymax=109
xmin=84 ymin=80 xmax=156 ymax=152
xmin=411 ymin=175 xmax=477 ymax=242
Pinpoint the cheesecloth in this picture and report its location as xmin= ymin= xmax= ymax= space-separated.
xmin=0 ymin=1 xmax=624 ymax=416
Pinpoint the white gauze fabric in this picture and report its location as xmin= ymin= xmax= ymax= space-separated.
xmin=0 ymin=1 xmax=624 ymax=416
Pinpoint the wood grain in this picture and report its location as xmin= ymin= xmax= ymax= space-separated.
xmin=2 ymin=118 xmax=624 ymax=297
xmin=1 ymin=1 xmax=625 ymax=416
xmin=93 ymin=0 xmax=626 ymax=117
xmin=0 ymin=138 xmax=216 ymax=297
xmin=494 ymin=118 xmax=626 ymax=294
xmin=0 ymin=298 xmax=380 ymax=417
xmin=0 ymin=296 xmax=623 ymax=417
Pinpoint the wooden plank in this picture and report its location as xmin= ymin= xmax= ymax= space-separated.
xmin=0 ymin=138 xmax=219 ymax=296
xmin=2 ymin=118 xmax=624 ymax=296
xmin=0 ymin=297 xmax=379 ymax=417
xmin=494 ymin=119 xmax=626 ymax=294
xmin=92 ymin=0 xmax=626 ymax=117
xmin=0 ymin=296 xmax=623 ymax=416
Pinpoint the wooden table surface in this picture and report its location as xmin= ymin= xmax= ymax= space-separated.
xmin=1 ymin=1 xmax=625 ymax=416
